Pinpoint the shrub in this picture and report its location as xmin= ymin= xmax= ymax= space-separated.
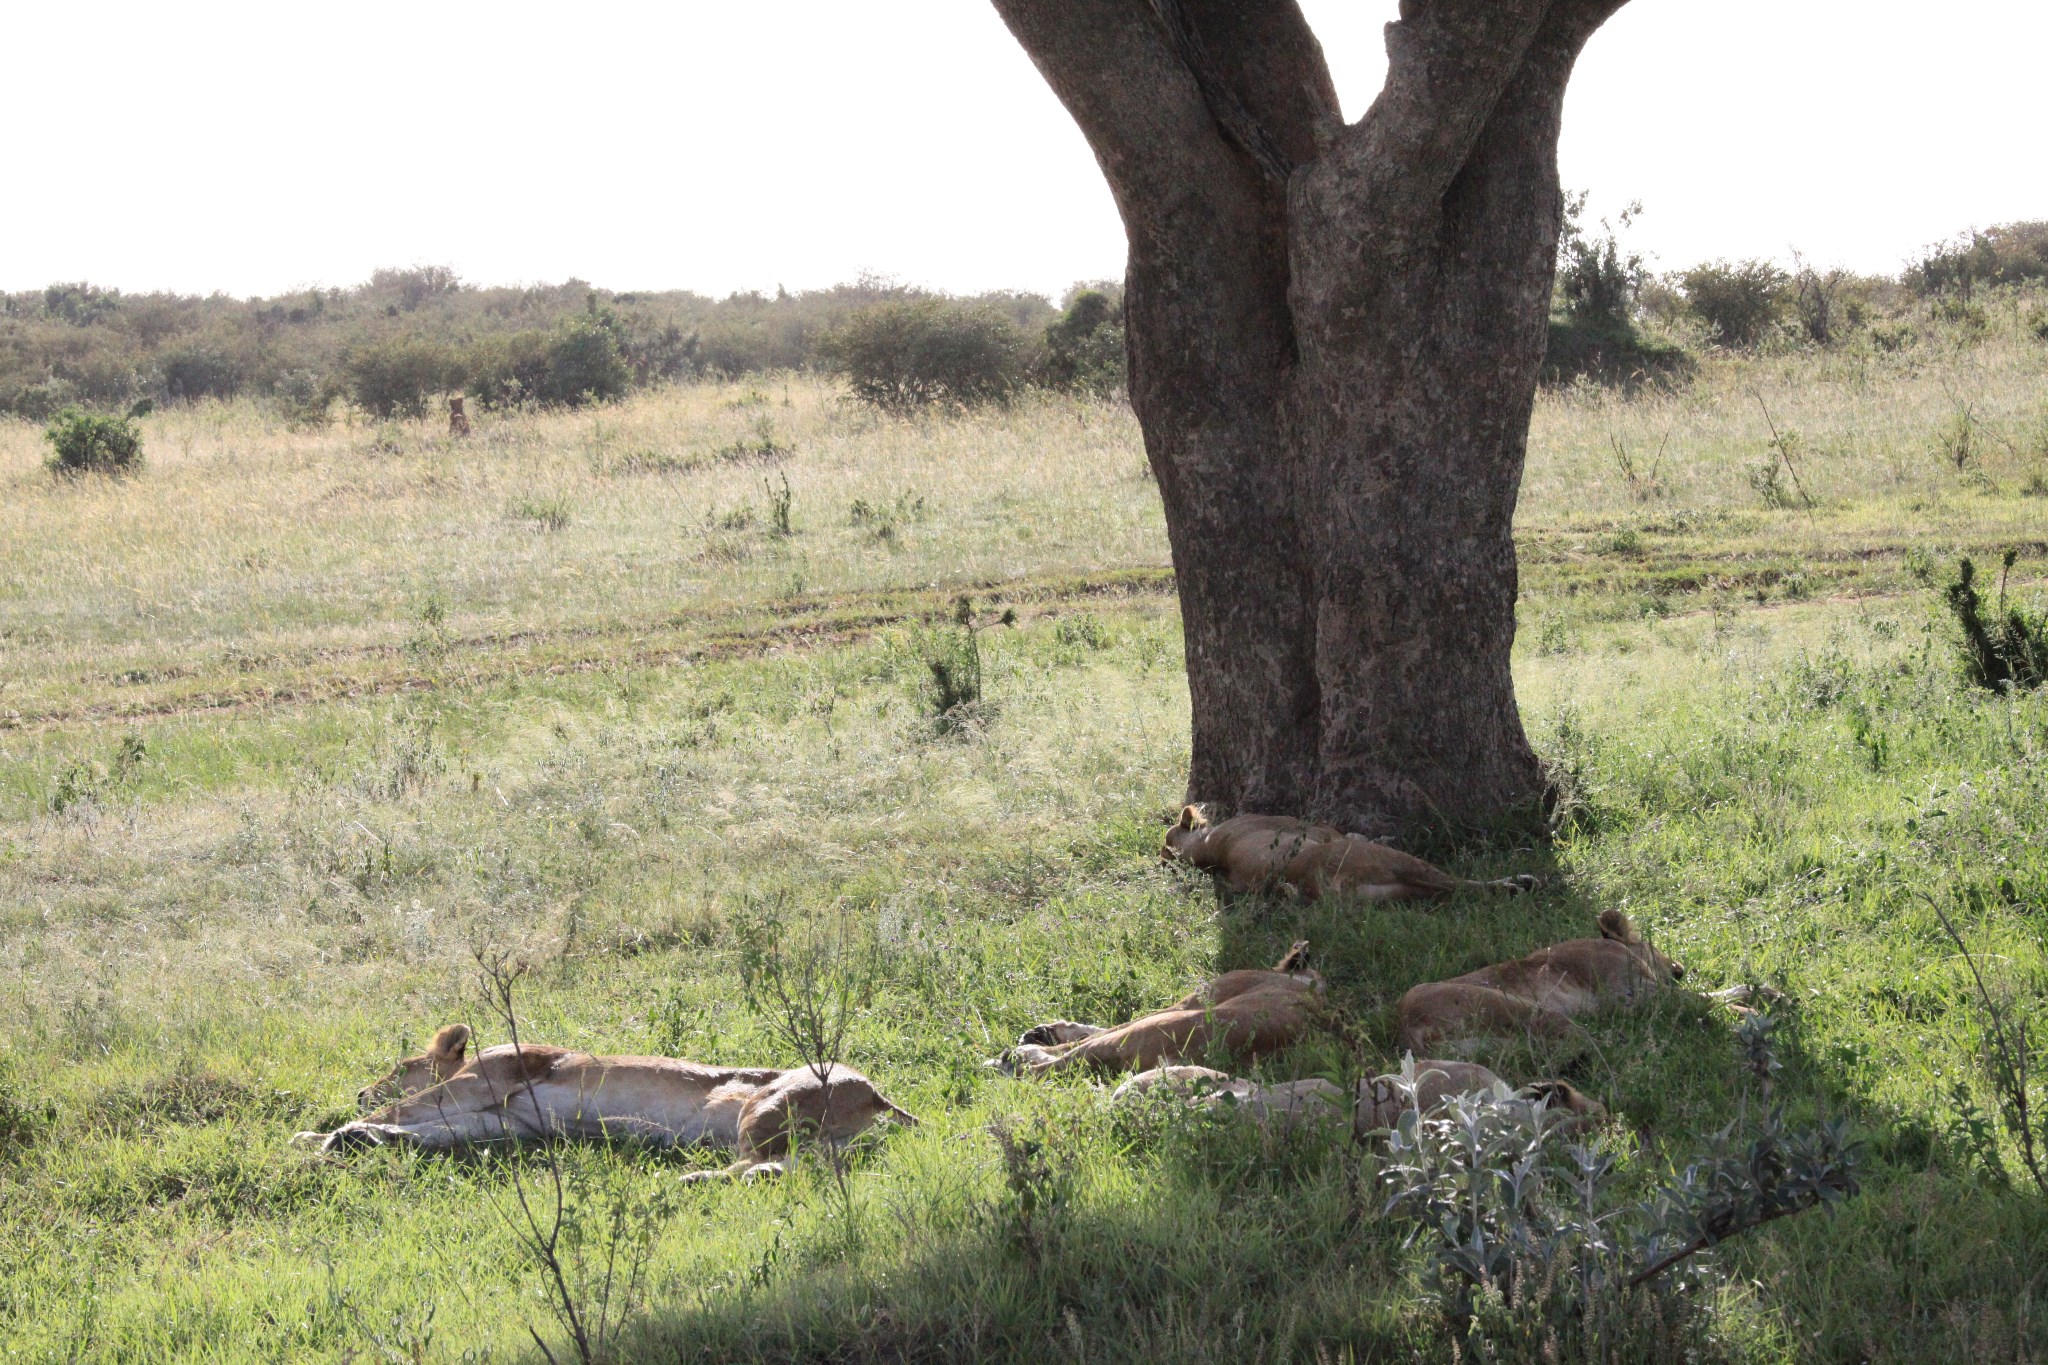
xmin=1943 ymin=551 xmax=2047 ymax=693
xmin=341 ymin=335 xmax=461 ymax=418
xmin=1557 ymin=194 xmax=1645 ymax=326
xmin=824 ymin=300 xmax=1027 ymax=412
xmin=1907 ymin=221 xmax=2048 ymax=297
xmin=2 ymin=378 xmax=79 ymax=423
xmin=158 ymin=346 xmax=244 ymax=402
xmin=1039 ymin=287 xmax=1126 ymax=395
xmin=272 ymin=369 xmax=336 ymax=429
xmin=1789 ymin=253 xmax=1845 ymax=345
xmin=1680 ymin=259 xmax=1788 ymax=348
xmin=538 ymin=312 xmax=630 ymax=405
xmin=467 ymin=310 xmax=629 ymax=409
xmin=918 ymin=596 xmax=1015 ymax=733
xmin=43 ymin=407 xmax=143 ymax=475
xmin=1382 ymin=1018 xmax=1859 ymax=1358
xmin=365 ymin=265 xmax=461 ymax=312
xmin=1543 ymin=196 xmax=1689 ymax=385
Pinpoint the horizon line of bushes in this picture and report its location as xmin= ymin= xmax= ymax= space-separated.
xmin=5 ymin=215 xmax=2046 ymax=424
xmin=1544 ymin=209 xmax=2048 ymax=385
xmin=0 ymin=266 xmax=1125 ymax=424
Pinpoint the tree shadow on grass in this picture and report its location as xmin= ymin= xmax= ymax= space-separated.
xmin=1205 ymin=859 xmax=2048 ymax=1363
xmin=617 ymin=1113 xmax=1423 ymax=1365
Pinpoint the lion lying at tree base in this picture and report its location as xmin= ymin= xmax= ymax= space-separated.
xmin=297 ymin=1024 xmax=916 ymax=1182
xmin=1160 ymin=807 xmax=1539 ymax=901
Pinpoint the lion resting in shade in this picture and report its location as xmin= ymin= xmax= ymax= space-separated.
xmin=1160 ymin=807 xmax=1538 ymax=901
xmin=1396 ymin=909 xmax=1701 ymax=1053
xmin=991 ymin=942 xmax=1325 ymax=1075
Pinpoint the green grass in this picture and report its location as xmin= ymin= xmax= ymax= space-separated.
xmin=3 ymin=325 xmax=2048 ymax=1361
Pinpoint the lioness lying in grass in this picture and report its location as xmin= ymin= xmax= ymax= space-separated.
xmin=298 ymin=1024 xmax=916 ymax=1182
xmin=1397 ymin=909 xmax=1694 ymax=1053
xmin=992 ymin=943 xmax=1323 ymax=1075
xmin=1111 ymin=1058 xmax=1603 ymax=1135
xmin=1160 ymin=806 xmax=1538 ymax=901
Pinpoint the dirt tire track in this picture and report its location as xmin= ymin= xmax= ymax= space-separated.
xmin=4 ymin=568 xmax=1178 ymax=733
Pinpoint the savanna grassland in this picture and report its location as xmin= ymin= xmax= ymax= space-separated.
xmin=2 ymin=305 xmax=2047 ymax=1363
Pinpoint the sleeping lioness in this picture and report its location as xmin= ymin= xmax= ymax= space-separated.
xmin=1110 ymin=1058 xmax=1603 ymax=1136
xmin=1397 ymin=909 xmax=1690 ymax=1053
xmin=298 ymin=1024 xmax=916 ymax=1182
xmin=1160 ymin=807 xmax=1538 ymax=902
xmin=992 ymin=943 xmax=1324 ymax=1076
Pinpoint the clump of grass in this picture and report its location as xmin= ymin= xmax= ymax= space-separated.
xmin=1943 ymin=550 xmax=2047 ymax=692
xmin=986 ymin=1110 xmax=1077 ymax=1266
xmin=0 ymin=1084 xmax=55 ymax=1156
xmin=1050 ymin=611 xmax=1116 ymax=662
xmin=601 ymin=449 xmax=704 ymax=477
xmin=1934 ymin=399 xmax=1980 ymax=473
xmin=1927 ymin=895 xmax=2046 ymax=1196
xmin=88 ymin=1071 xmax=302 ymax=1136
xmin=511 ymin=496 xmax=573 ymax=532
xmin=848 ymin=492 xmax=927 ymax=544
xmin=713 ymin=416 xmax=793 ymax=465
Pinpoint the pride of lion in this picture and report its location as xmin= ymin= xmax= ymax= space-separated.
xmin=303 ymin=807 xmax=1734 ymax=1175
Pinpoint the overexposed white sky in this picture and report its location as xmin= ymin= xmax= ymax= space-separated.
xmin=4 ymin=0 xmax=2042 ymax=300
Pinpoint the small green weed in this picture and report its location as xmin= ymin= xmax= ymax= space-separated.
xmin=764 ymin=473 xmax=794 ymax=538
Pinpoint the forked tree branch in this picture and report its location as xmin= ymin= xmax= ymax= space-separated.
xmin=1148 ymin=0 xmax=1295 ymax=182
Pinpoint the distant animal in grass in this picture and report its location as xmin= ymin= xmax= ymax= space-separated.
xmin=1394 ymin=909 xmax=1760 ymax=1053
xmin=297 ymin=1024 xmax=916 ymax=1182
xmin=1159 ymin=806 xmax=1539 ymax=901
xmin=1111 ymin=1057 xmax=1603 ymax=1136
xmin=990 ymin=942 xmax=1324 ymax=1076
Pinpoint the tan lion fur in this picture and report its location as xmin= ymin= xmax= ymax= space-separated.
xmin=993 ymin=942 xmax=1324 ymax=1076
xmin=300 ymin=1027 xmax=915 ymax=1182
xmin=1396 ymin=909 xmax=1685 ymax=1053
xmin=1159 ymin=806 xmax=1537 ymax=901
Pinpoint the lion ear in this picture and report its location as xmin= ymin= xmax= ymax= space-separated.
xmin=1273 ymin=940 xmax=1311 ymax=973
xmin=1597 ymin=910 xmax=1636 ymax=943
xmin=1178 ymin=804 xmax=1212 ymax=831
xmin=428 ymin=1023 xmax=471 ymax=1066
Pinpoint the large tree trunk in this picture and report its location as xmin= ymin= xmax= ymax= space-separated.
xmin=992 ymin=0 xmax=1626 ymax=835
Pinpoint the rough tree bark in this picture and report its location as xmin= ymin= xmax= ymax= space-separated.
xmin=992 ymin=0 xmax=1629 ymax=835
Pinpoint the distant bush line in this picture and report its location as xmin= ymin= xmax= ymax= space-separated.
xmin=0 ymin=267 xmax=1125 ymax=422
xmin=5 ymin=217 xmax=2045 ymax=421
xmin=1544 ymin=210 xmax=2048 ymax=386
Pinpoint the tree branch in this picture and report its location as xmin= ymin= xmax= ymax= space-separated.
xmin=1148 ymin=0 xmax=1338 ymax=182
xmin=990 ymin=0 xmax=1248 ymax=232
xmin=1327 ymin=0 xmax=1553 ymax=226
